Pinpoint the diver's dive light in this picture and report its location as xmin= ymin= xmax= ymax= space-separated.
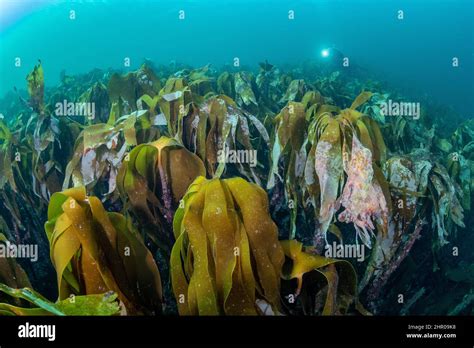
xmin=321 ymin=49 xmax=330 ymax=58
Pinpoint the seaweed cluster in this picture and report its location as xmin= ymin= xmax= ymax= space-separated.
xmin=0 ymin=60 xmax=471 ymax=315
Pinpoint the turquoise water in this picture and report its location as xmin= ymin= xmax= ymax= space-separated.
xmin=0 ymin=0 xmax=473 ymax=317
xmin=0 ymin=0 xmax=473 ymax=114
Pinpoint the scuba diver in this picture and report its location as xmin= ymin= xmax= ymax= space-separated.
xmin=320 ymin=46 xmax=365 ymax=78
xmin=320 ymin=47 xmax=346 ymax=73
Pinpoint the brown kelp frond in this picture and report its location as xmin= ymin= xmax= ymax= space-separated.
xmin=386 ymin=150 xmax=465 ymax=245
xmin=447 ymin=152 xmax=471 ymax=211
xmin=62 ymin=107 xmax=142 ymax=199
xmin=446 ymin=120 xmax=474 ymax=211
xmin=234 ymin=71 xmax=258 ymax=111
xmin=280 ymin=239 xmax=357 ymax=315
xmin=107 ymin=68 xmax=270 ymax=185
xmin=428 ymin=162 xmax=465 ymax=245
xmin=312 ymin=116 xmax=344 ymax=243
xmin=0 ymin=120 xmax=17 ymax=192
xmin=0 ymin=284 xmax=120 ymax=316
xmin=171 ymin=176 xmax=284 ymax=315
xmin=360 ymin=92 xmax=389 ymax=124
xmin=26 ymin=61 xmax=44 ymax=113
xmin=267 ymin=101 xmax=307 ymax=238
xmin=1 ymin=64 xmax=83 ymax=279
xmin=268 ymin=101 xmax=307 ymax=189
xmin=24 ymin=75 xmax=81 ymax=204
xmin=107 ymin=64 xmax=162 ymax=113
xmin=187 ymin=64 xmax=215 ymax=97
xmin=383 ymin=112 xmax=434 ymax=154
xmin=77 ymin=82 xmax=110 ymax=123
xmin=44 ymin=186 xmax=162 ymax=315
xmin=309 ymin=93 xmax=390 ymax=247
xmin=451 ymin=119 xmax=474 ymax=153
xmin=0 ymin=122 xmax=58 ymax=286
xmin=0 ymin=234 xmax=32 ymax=308
xmin=12 ymin=63 xmax=82 ymax=205
xmin=337 ymin=135 xmax=389 ymax=248
xmin=183 ymin=95 xmax=270 ymax=184
xmin=360 ymin=150 xmax=465 ymax=309
xmin=358 ymin=156 xmax=430 ymax=294
xmin=117 ymin=136 xmax=205 ymax=251
xmin=156 ymin=77 xmax=193 ymax=138
xmin=255 ymin=62 xmax=282 ymax=113
xmin=266 ymin=92 xmax=390 ymax=247
xmin=301 ymin=90 xmax=326 ymax=111
xmin=217 ymin=72 xmax=235 ymax=100
xmin=280 ymin=79 xmax=308 ymax=104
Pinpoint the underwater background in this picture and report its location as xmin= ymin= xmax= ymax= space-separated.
xmin=1 ymin=0 xmax=473 ymax=115
xmin=0 ymin=0 xmax=472 ymax=316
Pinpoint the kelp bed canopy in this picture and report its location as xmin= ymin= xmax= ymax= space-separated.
xmin=0 ymin=60 xmax=472 ymax=316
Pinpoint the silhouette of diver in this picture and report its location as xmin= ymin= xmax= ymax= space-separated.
xmin=321 ymin=47 xmax=365 ymax=77
xmin=321 ymin=47 xmax=345 ymax=71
